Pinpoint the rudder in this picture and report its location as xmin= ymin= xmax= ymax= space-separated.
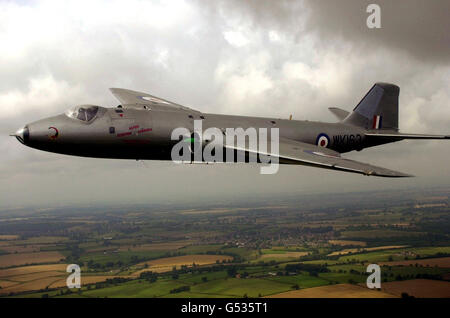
xmin=343 ymin=82 xmax=399 ymax=131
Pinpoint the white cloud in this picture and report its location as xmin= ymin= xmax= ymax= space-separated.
xmin=214 ymin=52 xmax=274 ymax=110
xmin=268 ymin=30 xmax=281 ymax=42
xmin=282 ymin=52 xmax=353 ymax=98
xmin=0 ymin=74 xmax=82 ymax=119
xmin=223 ymin=30 xmax=250 ymax=47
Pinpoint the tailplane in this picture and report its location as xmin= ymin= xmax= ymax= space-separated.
xmin=328 ymin=107 xmax=350 ymax=121
xmin=343 ymin=82 xmax=399 ymax=131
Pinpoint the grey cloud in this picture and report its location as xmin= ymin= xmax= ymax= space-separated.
xmin=0 ymin=0 xmax=449 ymax=208
xmin=303 ymin=0 xmax=450 ymax=63
xmin=201 ymin=0 xmax=450 ymax=63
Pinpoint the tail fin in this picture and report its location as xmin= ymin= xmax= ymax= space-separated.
xmin=343 ymin=83 xmax=399 ymax=131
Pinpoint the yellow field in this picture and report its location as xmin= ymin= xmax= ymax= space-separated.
xmin=0 ymin=277 xmax=62 ymax=294
xmin=135 ymin=254 xmax=232 ymax=274
xmin=0 ymin=264 xmax=68 ymax=278
xmin=267 ymin=284 xmax=396 ymax=298
xmin=414 ymin=203 xmax=446 ymax=208
xmin=380 ymin=257 xmax=450 ymax=268
xmin=381 ymin=279 xmax=450 ymax=298
xmin=4 ymin=271 xmax=65 ymax=282
xmin=0 ymin=235 xmax=19 ymax=240
xmin=328 ymin=245 xmax=407 ymax=256
xmin=0 ymin=262 xmax=133 ymax=294
xmin=0 ymin=280 xmax=19 ymax=288
xmin=0 ymin=264 xmax=68 ymax=294
xmin=49 ymin=275 xmax=133 ymax=289
xmin=328 ymin=240 xmax=366 ymax=247
xmin=259 ymin=252 xmax=309 ymax=260
xmin=0 ymin=251 xmax=65 ymax=268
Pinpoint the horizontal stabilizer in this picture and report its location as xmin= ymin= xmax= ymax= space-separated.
xmin=328 ymin=107 xmax=350 ymax=121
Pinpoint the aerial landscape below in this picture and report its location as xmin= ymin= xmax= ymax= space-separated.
xmin=0 ymin=187 xmax=449 ymax=298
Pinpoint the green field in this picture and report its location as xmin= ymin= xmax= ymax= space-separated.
xmin=338 ymin=246 xmax=450 ymax=263
xmin=79 ymin=250 xmax=169 ymax=266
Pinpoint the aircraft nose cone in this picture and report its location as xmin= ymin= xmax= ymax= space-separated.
xmin=12 ymin=125 xmax=30 ymax=145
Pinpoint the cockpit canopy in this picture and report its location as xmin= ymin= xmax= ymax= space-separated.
xmin=65 ymin=105 xmax=102 ymax=122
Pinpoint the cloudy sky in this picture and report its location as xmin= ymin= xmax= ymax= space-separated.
xmin=1 ymin=0 xmax=449 ymax=208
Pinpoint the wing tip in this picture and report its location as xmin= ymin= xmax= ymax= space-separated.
xmin=369 ymin=172 xmax=414 ymax=178
xmin=393 ymin=173 xmax=414 ymax=178
xmin=109 ymin=87 xmax=125 ymax=93
xmin=363 ymin=169 xmax=414 ymax=178
xmin=109 ymin=87 xmax=127 ymax=96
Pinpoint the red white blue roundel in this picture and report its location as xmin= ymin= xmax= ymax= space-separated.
xmin=316 ymin=133 xmax=330 ymax=148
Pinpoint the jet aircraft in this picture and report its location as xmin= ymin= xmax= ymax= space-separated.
xmin=11 ymin=82 xmax=449 ymax=177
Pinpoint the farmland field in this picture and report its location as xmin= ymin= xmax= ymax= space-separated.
xmin=186 ymin=277 xmax=292 ymax=297
xmin=48 ymin=275 xmax=132 ymax=289
xmin=381 ymin=279 xmax=450 ymax=298
xmin=0 ymin=280 xmax=19 ymax=288
xmin=328 ymin=245 xmax=407 ymax=256
xmin=267 ymin=284 xmax=396 ymax=298
xmin=380 ymin=257 xmax=450 ymax=268
xmin=0 ymin=264 xmax=68 ymax=278
xmin=0 ymin=235 xmax=19 ymax=240
xmin=0 ymin=277 xmax=62 ymax=294
xmin=340 ymin=230 xmax=425 ymax=239
xmin=135 ymin=254 xmax=233 ymax=273
xmin=256 ymin=252 xmax=309 ymax=262
xmin=328 ymin=240 xmax=366 ymax=247
xmin=117 ymin=241 xmax=194 ymax=252
xmin=0 ymin=245 xmax=44 ymax=254
xmin=0 ymin=252 xmax=65 ymax=268
xmin=2 ymin=271 xmax=64 ymax=282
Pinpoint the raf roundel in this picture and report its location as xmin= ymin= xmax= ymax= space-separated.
xmin=316 ymin=133 xmax=330 ymax=148
xmin=48 ymin=127 xmax=59 ymax=140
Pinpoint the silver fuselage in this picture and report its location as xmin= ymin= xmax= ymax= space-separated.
xmin=16 ymin=107 xmax=392 ymax=160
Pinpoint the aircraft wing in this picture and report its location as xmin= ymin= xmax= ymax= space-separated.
xmin=224 ymin=137 xmax=412 ymax=177
xmin=109 ymin=88 xmax=200 ymax=113
xmin=365 ymin=132 xmax=449 ymax=139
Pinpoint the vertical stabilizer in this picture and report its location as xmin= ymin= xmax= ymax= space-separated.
xmin=343 ymin=83 xmax=399 ymax=131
